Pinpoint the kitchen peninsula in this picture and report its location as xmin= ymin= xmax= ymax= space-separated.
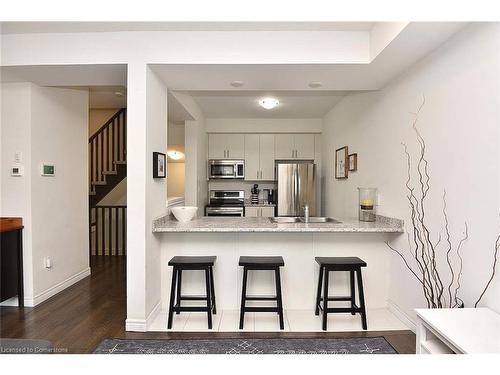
xmin=151 ymin=214 xmax=405 ymax=331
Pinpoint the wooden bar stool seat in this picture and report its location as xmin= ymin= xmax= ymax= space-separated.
xmin=239 ymin=256 xmax=285 ymax=330
xmin=167 ymin=256 xmax=216 ymax=329
xmin=314 ymin=256 xmax=367 ymax=331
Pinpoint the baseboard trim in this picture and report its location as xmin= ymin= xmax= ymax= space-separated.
xmin=28 ymin=267 xmax=91 ymax=307
xmin=388 ymin=300 xmax=416 ymax=333
xmin=125 ymin=300 xmax=162 ymax=332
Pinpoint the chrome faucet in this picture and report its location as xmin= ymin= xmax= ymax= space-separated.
xmin=303 ymin=204 xmax=310 ymax=223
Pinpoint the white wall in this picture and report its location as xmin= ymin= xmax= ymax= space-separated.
xmin=206 ymin=118 xmax=322 ymax=133
xmin=321 ymin=24 xmax=500 ymax=322
xmin=170 ymin=92 xmax=207 ymax=214
xmin=1 ymin=83 xmax=89 ymax=306
xmin=1 ymin=83 xmax=34 ymax=302
xmin=167 ymin=122 xmax=185 ymax=145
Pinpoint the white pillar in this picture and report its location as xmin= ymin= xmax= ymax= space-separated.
xmin=125 ymin=63 xmax=167 ymax=331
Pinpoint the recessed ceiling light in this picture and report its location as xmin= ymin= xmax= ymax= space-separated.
xmin=167 ymin=150 xmax=185 ymax=161
xmin=230 ymin=80 xmax=244 ymax=87
xmin=308 ymin=81 xmax=323 ymax=88
xmin=259 ymin=97 xmax=279 ymax=110
xmin=114 ymin=91 xmax=125 ymax=97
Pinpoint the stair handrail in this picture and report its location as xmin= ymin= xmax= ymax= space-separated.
xmin=89 ymin=108 xmax=126 ymax=143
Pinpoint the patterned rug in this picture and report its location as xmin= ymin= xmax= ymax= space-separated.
xmin=94 ymin=337 xmax=397 ymax=354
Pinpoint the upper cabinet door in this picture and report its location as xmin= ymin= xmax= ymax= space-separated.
xmin=208 ymin=134 xmax=226 ymax=159
xmin=244 ymin=134 xmax=260 ymax=180
xmin=226 ymin=134 xmax=245 ymax=159
xmin=259 ymin=134 xmax=275 ymax=180
xmin=295 ymin=134 xmax=315 ymax=159
xmin=275 ymin=134 xmax=295 ymax=159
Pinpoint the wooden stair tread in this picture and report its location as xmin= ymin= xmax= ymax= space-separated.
xmin=102 ymin=171 xmax=118 ymax=175
xmin=114 ymin=161 xmax=126 ymax=165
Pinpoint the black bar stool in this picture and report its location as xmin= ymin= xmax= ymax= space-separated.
xmin=167 ymin=256 xmax=216 ymax=329
xmin=239 ymin=256 xmax=285 ymax=330
xmin=315 ymin=257 xmax=367 ymax=331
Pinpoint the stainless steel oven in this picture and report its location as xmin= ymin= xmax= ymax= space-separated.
xmin=208 ymin=160 xmax=244 ymax=179
xmin=205 ymin=190 xmax=245 ymax=216
xmin=205 ymin=206 xmax=244 ymax=217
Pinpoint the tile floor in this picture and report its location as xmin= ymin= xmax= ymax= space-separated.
xmin=148 ymin=308 xmax=408 ymax=332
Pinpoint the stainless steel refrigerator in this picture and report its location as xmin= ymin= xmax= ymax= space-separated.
xmin=276 ymin=161 xmax=317 ymax=217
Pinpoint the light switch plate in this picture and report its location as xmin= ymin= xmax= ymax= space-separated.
xmin=14 ymin=151 xmax=23 ymax=163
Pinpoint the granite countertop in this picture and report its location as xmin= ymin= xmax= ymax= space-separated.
xmin=152 ymin=215 xmax=404 ymax=233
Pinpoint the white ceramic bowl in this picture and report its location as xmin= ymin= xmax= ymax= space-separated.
xmin=171 ymin=206 xmax=198 ymax=223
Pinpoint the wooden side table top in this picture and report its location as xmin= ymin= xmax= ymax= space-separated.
xmin=416 ymin=308 xmax=500 ymax=353
xmin=0 ymin=217 xmax=23 ymax=233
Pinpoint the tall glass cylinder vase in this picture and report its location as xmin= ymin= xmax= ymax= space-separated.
xmin=358 ymin=187 xmax=377 ymax=222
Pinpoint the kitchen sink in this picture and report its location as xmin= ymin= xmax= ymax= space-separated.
xmin=299 ymin=217 xmax=342 ymax=223
xmin=269 ymin=217 xmax=302 ymax=223
xmin=269 ymin=217 xmax=341 ymax=224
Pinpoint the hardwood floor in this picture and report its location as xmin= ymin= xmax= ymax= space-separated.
xmin=0 ymin=256 xmax=416 ymax=354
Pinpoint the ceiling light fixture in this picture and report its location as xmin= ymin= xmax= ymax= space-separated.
xmin=308 ymin=81 xmax=323 ymax=88
xmin=167 ymin=150 xmax=185 ymax=161
xmin=259 ymin=97 xmax=279 ymax=110
xmin=114 ymin=91 xmax=125 ymax=97
xmin=230 ymin=80 xmax=244 ymax=88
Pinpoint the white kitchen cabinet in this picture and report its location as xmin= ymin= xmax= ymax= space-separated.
xmin=226 ymin=134 xmax=245 ymax=159
xmin=244 ymin=134 xmax=260 ymax=180
xmin=208 ymin=133 xmax=245 ymax=159
xmin=244 ymin=207 xmax=260 ymax=217
xmin=259 ymin=134 xmax=275 ymax=180
xmin=260 ymin=207 xmax=275 ymax=217
xmin=245 ymin=206 xmax=275 ymax=217
xmin=244 ymin=134 xmax=275 ymax=181
xmin=275 ymin=134 xmax=315 ymax=160
xmin=295 ymin=134 xmax=315 ymax=159
xmin=208 ymin=134 xmax=226 ymax=159
xmin=275 ymin=134 xmax=295 ymax=159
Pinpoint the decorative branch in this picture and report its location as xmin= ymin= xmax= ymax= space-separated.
xmin=474 ymin=235 xmax=500 ymax=307
xmin=453 ymin=223 xmax=468 ymax=308
xmin=386 ymin=96 xmax=477 ymax=309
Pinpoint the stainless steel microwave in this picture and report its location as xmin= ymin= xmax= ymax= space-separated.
xmin=208 ymin=160 xmax=245 ymax=179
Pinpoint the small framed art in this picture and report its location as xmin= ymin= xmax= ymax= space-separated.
xmin=153 ymin=152 xmax=166 ymax=178
xmin=348 ymin=153 xmax=358 ymax=172
xmin=335 ymin=146 xmax=348 ymax=179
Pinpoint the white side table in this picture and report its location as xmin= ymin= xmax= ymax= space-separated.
xmin=415 ymin=308 xmax=500 ymax=354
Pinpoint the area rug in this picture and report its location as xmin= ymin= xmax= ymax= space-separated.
xmin=94 ymin=337 xmax=397 ymax=354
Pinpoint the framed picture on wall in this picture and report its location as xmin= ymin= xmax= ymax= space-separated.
xmin=153 ymin=152 xmax=166 ymax=178
xmin=335 ymin=146 xmax=348 ymax=179
xmin=348 ymin=153 xmax=358 ymax=172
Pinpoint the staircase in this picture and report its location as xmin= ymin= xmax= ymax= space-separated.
xmin=89 ymin=108 xmax=127 ymax=257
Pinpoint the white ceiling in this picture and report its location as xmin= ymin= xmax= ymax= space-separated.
xmin=0 ymin=64 xmax=127 ymax=86
xmin=88 ymin=86 xmax=127 ymax=108
xmin=0 ymin=22 xmax=375 ymax=34
xmin=0 ymin=22 xmax=467 ymax=119
xmin=168 ymin=91 xmax=194 ymax=122
xmin=188 ymin=91 xmax=352 ymax=118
